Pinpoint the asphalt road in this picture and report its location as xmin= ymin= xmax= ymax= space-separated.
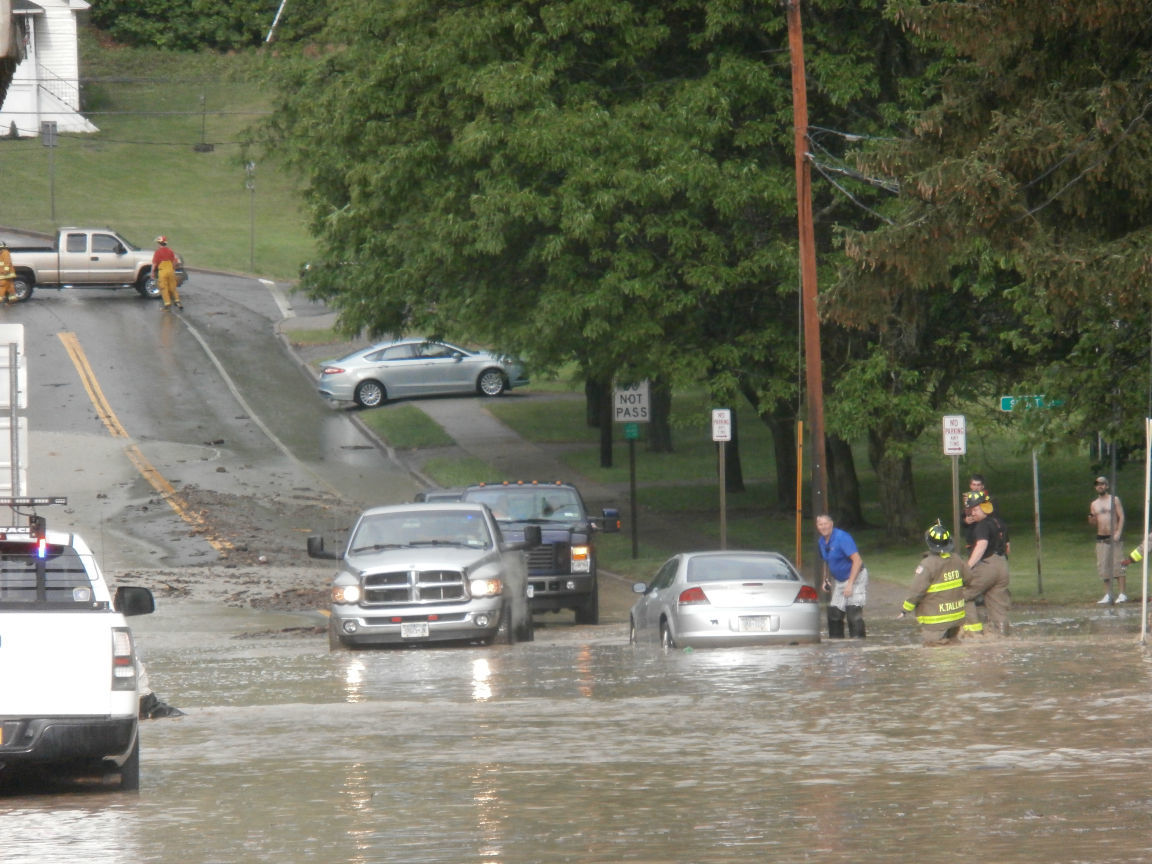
xmin=0 ymin=253 xmax=415 ymax=569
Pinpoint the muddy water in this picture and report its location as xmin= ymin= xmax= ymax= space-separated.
xmin=3 ymin=604 xmax=1152 ymax=863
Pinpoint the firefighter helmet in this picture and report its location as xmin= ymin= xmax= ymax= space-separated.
xmin=155 ymin=235 xmax=167 ymax=245
xmin=925 ymin=520 xmax=953 ymax=553
xmin=963 ymin=490 xmax=992 ymax=513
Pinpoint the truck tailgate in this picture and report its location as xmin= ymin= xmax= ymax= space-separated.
xmin=0 ymin=612 xmax=124 ymax=716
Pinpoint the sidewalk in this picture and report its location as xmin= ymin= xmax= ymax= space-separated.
xmin=275 ymin=313 xmax=716 ymax=555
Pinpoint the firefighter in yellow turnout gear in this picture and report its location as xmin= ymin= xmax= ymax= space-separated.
xmin=0 ymin=240 xmax=16 ymax=303
xmin=899 ymin=521 xmax=972 ymax=645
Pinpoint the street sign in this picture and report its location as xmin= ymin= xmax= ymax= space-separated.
xmin=623 ymin=422 xmax=640 ymax=440
xmin=943 ymin=414 xmax=966 ymax=456
xmin=712 ymin=409 xmax=732 ymax=442
xmin=1000 ymin=395 xmax=1058 ymax=412
xmin=613 ymin=381 xmax=650 ymax=423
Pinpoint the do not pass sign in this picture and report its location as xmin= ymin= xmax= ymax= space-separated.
xmin=942 ymin=414 xmax=966 ymax=456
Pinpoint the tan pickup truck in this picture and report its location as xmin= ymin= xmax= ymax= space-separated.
xmin=7 ymin=228 xmax=187 ymax=303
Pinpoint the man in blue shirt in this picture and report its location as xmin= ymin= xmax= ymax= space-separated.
xmin=816 ymin=513 xmax=867 ymax=638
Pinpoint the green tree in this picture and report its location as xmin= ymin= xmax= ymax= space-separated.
xmin=90 ymin=0 xmax=327 ymax=50
xmin=828 ymin=0 xmax=1152 ymax=536
xmin=261 ymin=0 xmax=930 ymax=522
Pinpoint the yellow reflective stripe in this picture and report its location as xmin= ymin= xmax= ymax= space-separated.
xmin=902 ymin=600 xmax=916 ymax=612
xmin=963 ymin=622 xmax=984 ymax=632
xmin=1132 ymin=550 xmax=1144 ymax=562
xmin=917 ymin=610 xmax=967 ymax=625
xmin=926 ymin=577 xmax=964 ymax=593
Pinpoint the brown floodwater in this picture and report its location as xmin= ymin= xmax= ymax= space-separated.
xmin=2 ymin=602 xmax=1151 ymax=863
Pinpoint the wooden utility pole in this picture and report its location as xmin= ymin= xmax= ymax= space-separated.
xmin=786 ymin=0 xmax=828 ymax=518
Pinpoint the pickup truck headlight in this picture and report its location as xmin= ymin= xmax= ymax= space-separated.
xmin=570 ymin=545 xmax=591 ymax=573
xmin=332 ymin=584 xmax=362 ymax=604
xmin=470 ymin=578 xmax=503 ymax=597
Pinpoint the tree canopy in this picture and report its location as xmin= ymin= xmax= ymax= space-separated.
xmin=257 ymin=0 xmax=1152 ymax=537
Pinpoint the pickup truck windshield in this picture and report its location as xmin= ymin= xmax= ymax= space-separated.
xmin=464 ymin=487 xmax=583 ymax=522
xmin=349 ymin=511 xmax=493 ymax=553
xmin=0 ymin=542 xmax=102 ymax=608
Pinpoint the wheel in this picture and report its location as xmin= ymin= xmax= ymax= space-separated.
xmin=136 ymin=272 xmax=160 ymax=298
xmin=628 ymin=616 xmax=637 ymax=644
xmin=660 ymin=620 xmax=677 ymax=650
xmin=496 ymin=601 xmax=517 ymax=644
xmin=328 ymin=616 xmax=349 ymax=651
xmin=354 ymin=380 xmax=386 ymax=408
xmin=10 ymin=274 xmax=33 ymax=302
xmin=514 ymin=608 xmax=535 ymax=642
xmin=477 ymin=369 xmax=507 ymax=397
xmin=119 ymin=735 xmax=140 ymax=791
xmin=574 ymin=579 xmax=599 ymax=625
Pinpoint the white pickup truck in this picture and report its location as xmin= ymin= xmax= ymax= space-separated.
xmin=7 ymin=227 xmax=187 ymax=303
xmin=0 ymin=518 xmax=156 ymax=791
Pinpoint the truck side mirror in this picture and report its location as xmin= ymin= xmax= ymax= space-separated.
xmin=114 ymin=586 xmax=155 ymax=616
xmin=307 ymin=535 xmax=340 ymax=560
xmin=600 ymin=508 xmax=621 ymax=533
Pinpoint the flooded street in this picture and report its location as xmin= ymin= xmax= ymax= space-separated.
xmin=4 ymin=602 xmax=1151 ymax=863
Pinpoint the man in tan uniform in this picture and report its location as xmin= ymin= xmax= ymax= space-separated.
xmin=0 ymin=240 xmax=16 ymax=304
xmin=1089 ymin=475 xmax=1125 ymax=604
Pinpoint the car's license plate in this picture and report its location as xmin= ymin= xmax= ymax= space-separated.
xmin=400 ymin=622 xmax=429 ymax=638
xmin=738 ymin=615 xmax=775 ymax=632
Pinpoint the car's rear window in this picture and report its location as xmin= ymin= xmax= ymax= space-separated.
xmin=686 ymin=555 xmax=798 ymax=583
xmin=0 ymin=542 xmax=101 ymax=608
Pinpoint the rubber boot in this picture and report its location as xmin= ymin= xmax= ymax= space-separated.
xmin=846 ymin=605 xmax=866 ymax=638
xmin=827 ymin=605 xmax=845 ymax=638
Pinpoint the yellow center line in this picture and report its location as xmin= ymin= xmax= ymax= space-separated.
xmin=57 ymin=331 xmax=233 ymax=553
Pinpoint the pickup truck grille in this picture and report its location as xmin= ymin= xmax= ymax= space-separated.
xmin=362 ymin=569 xmax=467 ymax=605
xmin=527 ymin=543 xmax=567 ymax=574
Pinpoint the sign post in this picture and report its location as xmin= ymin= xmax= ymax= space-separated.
xmin=41 ymin=121 xmax=58 ymax=223
xmin=0 ymin=324 xmax=27 ymax=520
xmin=942 ymin=415 xmax=966 ymax=542
xmin=713 ymin=409 xmax=732 ymax=549
xmin=614 ymin=381 xmax=650 ymax=558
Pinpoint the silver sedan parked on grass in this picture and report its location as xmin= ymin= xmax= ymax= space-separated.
xmin=317 ymin=338 xmax=529 ymax=408
xmin=630 ymin=551 xmax=820 ymax=648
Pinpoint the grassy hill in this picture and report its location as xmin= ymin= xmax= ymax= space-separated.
xmin=0 ymin=30 xmax=312 ymax=281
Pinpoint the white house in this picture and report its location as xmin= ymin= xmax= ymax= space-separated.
xmin=0 ymin=0 xmax=97 ymax=138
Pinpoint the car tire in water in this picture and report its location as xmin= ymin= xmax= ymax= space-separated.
xmin=660 ymin=620 xmax=677 ymax=650
xmin=496 ymin=601 xmax=517 ymax=644
xmin=628 ymin=616 xmax=637 ymax=644
xmin=574 ymin=580 xmax=599 ymax=625
xmin=119 ymin=736 xmax=140 ymax=791
xmin=328 ymin=616 xmax=350 ymax=651
xmin=354 ymin=380 xmax=386 ymax=408
xmin=477 ymin=369 xmax=507 ymax=397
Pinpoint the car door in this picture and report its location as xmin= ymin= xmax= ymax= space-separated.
xmin=368 ymin=343 xmax=422 ymax=396
xmin=89 ymin=232 xmax=136 ymax=283
xmin=55 ymin=231 xmax=90 ymax=283
xmin=412 ymin=341 xmax=472 ymax=394
xmin=635 ymin=557 xmax=680 ymax=636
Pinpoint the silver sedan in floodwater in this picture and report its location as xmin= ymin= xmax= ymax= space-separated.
xmin=630 ymin=551 xmax=821 ymax=648
xmin=317 ymin=337 xmax=529 ymax=408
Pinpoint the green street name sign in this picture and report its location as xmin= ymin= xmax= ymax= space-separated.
xmin=1000 ymin=395 xmax=1061 ymax=412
